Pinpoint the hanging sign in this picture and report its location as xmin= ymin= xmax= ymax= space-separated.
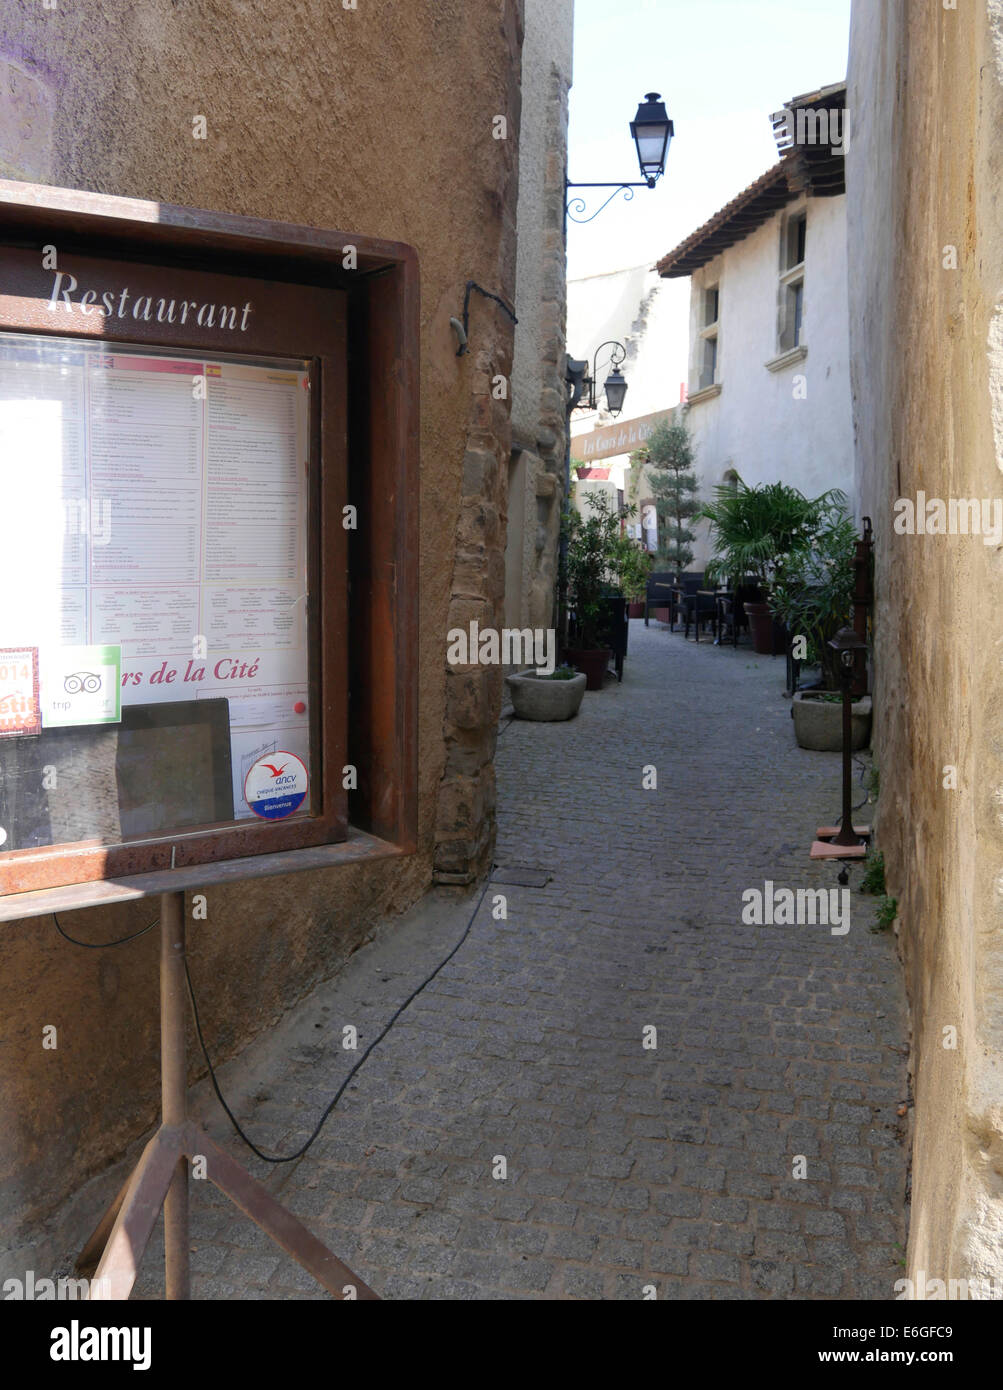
xmin=574 ymin=408 xmax=675 ymax=463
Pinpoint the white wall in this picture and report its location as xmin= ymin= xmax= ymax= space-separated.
xmin=683 ymin=193 xmax=855 ymax=565
xmin=567 ymin=264 xmax=689 ymax=489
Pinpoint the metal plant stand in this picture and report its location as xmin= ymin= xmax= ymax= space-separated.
xmin=76 ymin=890 xmax=378 ymax=1301
xmin=809 ymin=627 xmax=871 ymax=881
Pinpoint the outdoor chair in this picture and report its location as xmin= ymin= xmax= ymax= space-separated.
xmin=684 ymin=589 xmax=717 ymax=642
xmin=715 ymin=582 xmax=761 ymax=648
xmin=670 ymin=573 xmax=712 ymax=640
xmin=607 ymin=595 xmax=629 ymax=681
xmin=643 ymin=572 xmax=679 ymax=627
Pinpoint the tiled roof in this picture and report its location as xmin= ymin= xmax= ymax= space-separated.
xmin=655 ymin=163 xmax=794 ymax=279
xmin=656 ymin=81 xmax=847 ymax=280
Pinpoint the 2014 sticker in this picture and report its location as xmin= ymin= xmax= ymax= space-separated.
xmin=0 ymin=647 xmax=40 ymax=738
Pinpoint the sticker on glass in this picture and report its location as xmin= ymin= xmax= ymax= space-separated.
xmin=243 ymin=750 xmax=308 ymax=821
xmin=41 ymin=644 xmax=121 ymax=727
xmin=0 ymin=647 xmax=41 ymax=738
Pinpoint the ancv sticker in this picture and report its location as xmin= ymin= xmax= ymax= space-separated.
xmin=243 ymin=751 xmax=308 ymax=821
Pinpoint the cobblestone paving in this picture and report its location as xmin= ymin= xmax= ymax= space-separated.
xmin=129 ymin=622 xmax=909 ymax=1299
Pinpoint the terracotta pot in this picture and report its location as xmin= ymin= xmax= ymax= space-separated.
xmin=744 ymin=601 xmax=775 ymax=655
xmin=565 ymin=648 xmax=611 ymax=691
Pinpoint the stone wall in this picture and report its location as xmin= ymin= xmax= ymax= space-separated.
xmin=0 ymin=0 xmax=534 ymax=1252
xmin=432 ymin=0 xmax=574 ymax=884
xmin=846 ymin=0 xmax=1003 ymax=1289
xmin=501 ymin=0 xmax=573 ymax=645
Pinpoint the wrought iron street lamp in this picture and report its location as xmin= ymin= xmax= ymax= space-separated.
xmin=566 ymin=341 xmax=629 ymax=418
xmin=603 ymin=364 xmax=628 ymax=415
xmin=567 ymin=92 xmax=673 ymax=224
xmin=631 ymin=92 xmax=674 ymax=184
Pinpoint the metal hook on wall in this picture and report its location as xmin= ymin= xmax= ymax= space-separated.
xmin=454 ymin=280 xmax=518 ymax=357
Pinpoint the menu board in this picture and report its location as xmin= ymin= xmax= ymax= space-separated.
xmin=0 ymin=331 xmax=314 ymax=834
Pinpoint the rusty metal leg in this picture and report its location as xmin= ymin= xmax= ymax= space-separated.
xmin=187 ymin=1125 xmax=379 ymax=1299
xmin=87 ymin=1127 xmax=184 ymax=1300
xmin=76 ymin=1167 xmax=133 ymax=1278
xmin=160 ymin=890 xmax=190 ymax=1300
xmin=78 ymin=885 xmax=380 ymax=1301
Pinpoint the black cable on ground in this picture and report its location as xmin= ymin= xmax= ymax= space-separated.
xmin=53 ymin=911 xmax=157 ymax=948
xmin=184 ymin=875 xmax=494 ymax=1164
xmin=852 ymin=754 xmax=872 ymax=813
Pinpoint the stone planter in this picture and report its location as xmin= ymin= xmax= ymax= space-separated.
xmin=792 ymin=692 xmax=872 ymax=751
xmin=505 ymin=669 xmax=587 ymax=721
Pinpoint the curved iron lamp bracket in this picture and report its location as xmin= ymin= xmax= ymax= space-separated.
xmin=565 ymin=177 xmax=657 ymax=224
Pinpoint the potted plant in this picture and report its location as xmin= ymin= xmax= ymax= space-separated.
xmin=770 ymin=513 xmax=873 ymax=750
xmin=506 ymin=663 xmax=587 ymax=721
xmin=613 ymin=535 xmax=652 ymax=618
xmin=563 ymin=493 xmax=634 ymax=689
xmin=701 ymin=479 xmax=846 ymax=655
xmin=646 ymin=415 xmax=701 ymax=582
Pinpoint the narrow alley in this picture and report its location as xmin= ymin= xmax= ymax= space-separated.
xmin=120 ymin=624 xmax=910 ymax=1299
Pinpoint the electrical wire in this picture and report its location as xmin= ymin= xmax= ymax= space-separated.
xmin=852 ymin=754 xmax=872 ymax=813
xmin=53 ymin=911 xmax=157 ymax=948
xmin=52 ymin=878 xmax=494 ymax=1165
xmin=184 ymin=876 xmax=494 ymax=1164
xmin=829 ymin=755 xmax=873 ymax=830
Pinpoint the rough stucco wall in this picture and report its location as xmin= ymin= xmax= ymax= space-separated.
xmin=0 ymin=0 xmax=528 ymax=1247
xmin=683 ymin=192 xmax=855 ymax=570
xmin=511 ymin=0 xmax=573 ymax=438
xmin=847 ymin=0 xmax=1003 ymax=1289
xmin=504 ymin=0 xmax=573 ymax=635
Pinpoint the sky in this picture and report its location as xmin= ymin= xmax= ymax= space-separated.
xmin=566 ymin=0 xmax=852 ymax=283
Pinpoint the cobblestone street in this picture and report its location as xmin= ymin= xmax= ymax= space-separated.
xmin=124 ymin=621 xmax=909 ymax=1299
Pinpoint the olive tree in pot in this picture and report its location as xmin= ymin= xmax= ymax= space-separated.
xmin=614 ymin=534 xmax=652 ymax=619
xmin=563 ymin=493 xmax=636 ymax=690
xmin=701 ymin=478 xmax=847 ymax=656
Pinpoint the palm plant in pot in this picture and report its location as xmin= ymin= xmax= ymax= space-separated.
xmin=769 ymin=511 xmax=872 ymax=749
xmin=701 ymin=478 xmax=846 ymax=655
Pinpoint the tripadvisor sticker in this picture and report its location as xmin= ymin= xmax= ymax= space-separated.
xmin=244 ymin=751 xmax=309 ymax=821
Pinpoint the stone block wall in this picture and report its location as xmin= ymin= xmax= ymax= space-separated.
xmin=846 ymin=0 xmax=1003 ymax=1289
xmin=0 ymin=0 xmax=535 ymax=1246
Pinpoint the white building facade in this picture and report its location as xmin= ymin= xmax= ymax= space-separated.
xmin=657 ymin=84 xmax=855 ymax=570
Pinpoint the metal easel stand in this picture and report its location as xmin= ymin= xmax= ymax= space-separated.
xmin=75 ymin=890 xmax=378 ymax=1301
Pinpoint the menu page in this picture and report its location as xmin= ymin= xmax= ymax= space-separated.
xmin=0 ymin=332 xmax=313 ymax=825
